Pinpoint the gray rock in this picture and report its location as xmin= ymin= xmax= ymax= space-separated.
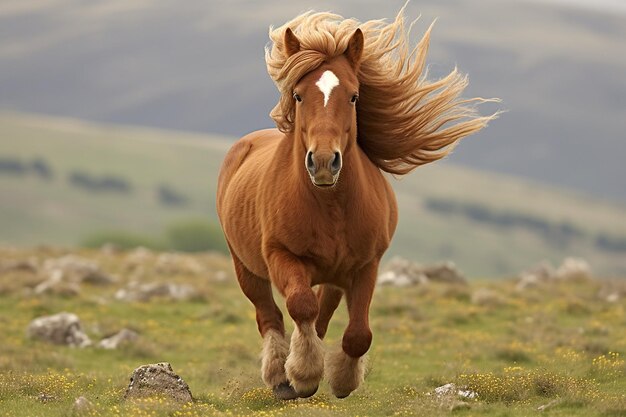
xmin=377 ymin=256 xmax=466 ymax=287
xmin=41 ymin=255 xmax=115 ymax=285
xmin=597 ymin=279 xmax=626 ymax=303
xmin=115 ymin=282 xmax=197 ymax=302
xmin=554 ymin=257 xmax=592 ymax=282
xmin=98 ymin=328 xmax=139 ymax=349
xmin=516 ymin=261 xmax=554 ymax=290
xmin=34 ymin=270 xmax=81 ymax=296
xmin=516 ymin=258 xmax=592 ymax=291
xmin=422 ymin=262 xmax=466 ymax=284
xmin=71 ymin=396 xmax=94 ymax=415
xmin=155 ymin=253 xmax=204 ymax=276
xmin=434 ymin=383 xmax=457 ymax=396
xmin=377 ymin=256 xmax=429 ymax=287
xmin=124 ymin=247 xmax=154 ymax=270
xmin=124 ymin=362 xmax=193 ymax=402
xmin=605 ymin=292 xmax=620 ymax=303
xmin=434 ymin=383 xmax=478 ymax=400
xmin=27 ymin=312 xmax=92 ymax=348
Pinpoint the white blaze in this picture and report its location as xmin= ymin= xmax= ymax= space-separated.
xmin=315 ymin=70 xmax=339 ymax=107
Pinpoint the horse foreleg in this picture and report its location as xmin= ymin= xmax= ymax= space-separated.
xmin=267 ymin=249 xmax=324 ymax=398
xmin=326 ymin=261 xmax=378 ymax=398
xmin=231 ymin=253 xmax=296 ymax=399
xmin=315 ymin=284 xmax=343 ymax=339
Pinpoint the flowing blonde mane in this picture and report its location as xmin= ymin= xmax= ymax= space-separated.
xmin=265 ymin=7 xmax=498 ymax=174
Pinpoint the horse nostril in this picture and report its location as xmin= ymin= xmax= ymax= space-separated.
xmin=330 ymin=151 xmax=342 ymax=175
xmin=306 ymin=151 xmax=316 ymax=175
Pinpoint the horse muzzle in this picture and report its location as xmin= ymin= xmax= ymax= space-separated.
xmin=306 ymin=150 xmax=342 ymax=187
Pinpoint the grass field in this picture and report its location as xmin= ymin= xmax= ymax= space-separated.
xmin=2 ymin=111 xmax=626 ymax=277
xmin=1 ymin=247 xmax=625 ymax=416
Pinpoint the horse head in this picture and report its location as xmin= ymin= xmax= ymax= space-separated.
xmin=284 ymin=28 xmax=364 ymax=187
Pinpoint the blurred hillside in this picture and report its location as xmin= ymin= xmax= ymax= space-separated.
xmin=1 ymin=112 xmax=625 ymax=277
xmin=1 ymin=0 xmax=625 ymax=201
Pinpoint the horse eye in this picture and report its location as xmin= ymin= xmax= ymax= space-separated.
xmin=350 ymin=94 xmax=359 ymax=104
xmin=293 ymin=93 xmax=302 ymax=102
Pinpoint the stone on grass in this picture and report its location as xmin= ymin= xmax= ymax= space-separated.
xmin=597 ymin=279 xmax=626 ymax=303
xmin=378 ymin=256 xmax=468 ymax=287
xmin=605 ymin=293 xmax=620 ymax=303
xmin=423 ymin=262 xmax=466 ymax=284
xmin=377 ymin=256 xmax=428 ymax=287
xmin=27 ymin=312 xmax=92 ymax=347
xmin=434 ymin=383 xmax=457 ymax=396
xmin=516 ymin=261 xmax=554 ymax=291
xmin=434 ymin=383 xmax=478 ymax=400
xmin=71 ymin=396 xmax=94 ymax=415
xmin=41 ymin=255 xmax=115 ymax=285
xmin=155 ymin=253 xmax=205 ymax=276
xmin=124 ymin=362 xmax=193 ymax=402
xmin=554 ymin=257 xmax=592 ymax=282
xmin=124 ymin=247 xmax=154 ymax=270
xmin=114 ymin=282 xmax=197 ymax=302
xmin=34 ymin=270 xmax=81 ymax=296
xmin=516 ymin=258 xmax=592 ymax=291
xmin=98 ymin=328 xmax=139 ymax=349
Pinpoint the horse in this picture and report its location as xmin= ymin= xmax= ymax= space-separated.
xmin=217 ymin=7 xmax=496 ymax=400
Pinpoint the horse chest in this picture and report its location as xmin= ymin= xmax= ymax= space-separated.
xmin=282 ymin=199 xmax=380 ymax=274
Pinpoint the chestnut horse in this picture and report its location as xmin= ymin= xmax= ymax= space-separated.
xmin=217 ymin=8 xmax=496 ymax=400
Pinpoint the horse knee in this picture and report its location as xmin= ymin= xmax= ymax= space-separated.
xmin=286 ymin=289 xmax=319 ymax=324
xmin=342 ymin=327 xmax=372 ymax=358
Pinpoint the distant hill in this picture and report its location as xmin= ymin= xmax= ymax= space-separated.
xmin=1 ymin=112 xmax=625 ymax=277
xmin=1 ymin=0 xmax=625 ymax=201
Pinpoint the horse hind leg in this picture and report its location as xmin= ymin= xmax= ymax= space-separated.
xmin=326 ymin=262 xmax=377 ymax=398
xmin=230 ymin=253 xmax=297 ymax=400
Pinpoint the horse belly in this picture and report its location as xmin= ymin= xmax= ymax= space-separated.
xmin=221 ymin=188 xmax=268 ymax=278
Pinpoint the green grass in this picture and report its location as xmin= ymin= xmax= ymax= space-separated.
xmin=0 ymin=247 xmax=625 ymax=416
xmin=1 ymin=111 xmax=626 ymax=277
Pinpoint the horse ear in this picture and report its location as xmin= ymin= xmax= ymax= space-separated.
xmin=284 ymin=27 xmax=301 ymax=57
xmin=345 ymin=28 xmax=364 ymax=69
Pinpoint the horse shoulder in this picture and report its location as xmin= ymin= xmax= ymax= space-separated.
xmin=351 ymin=156 xmax=398 ymax=257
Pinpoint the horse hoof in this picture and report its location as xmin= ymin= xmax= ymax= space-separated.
xmin=273 ymin=382 xmax=298 ymax=400
xmin=333 ymin=390 xmax=351 ymax=399
xmin=296 ymin=385 xmax=318 ymax=398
